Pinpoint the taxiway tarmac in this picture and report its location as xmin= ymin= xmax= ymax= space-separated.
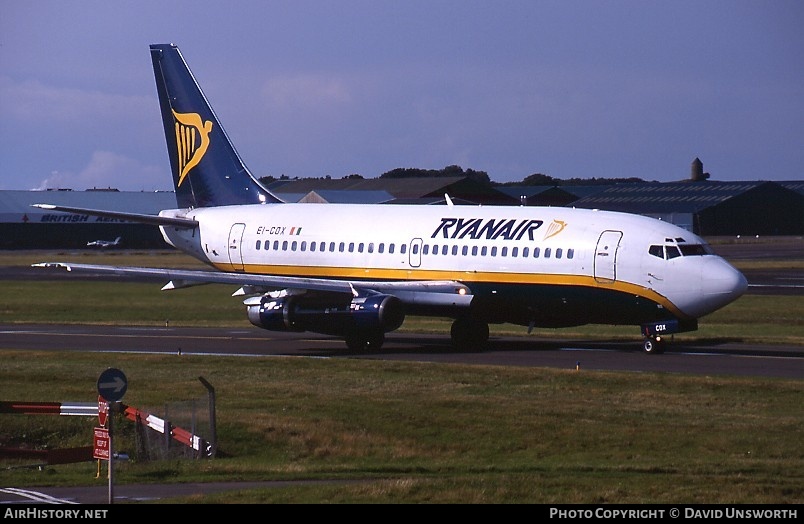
xmin=1 ymin=323 xmax=802 ymax=379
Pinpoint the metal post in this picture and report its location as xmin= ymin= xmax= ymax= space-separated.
xmin=107 ymin=401 xmax=114 ymax=504
xmin=199 ymin=376 xmax=217 ymax=458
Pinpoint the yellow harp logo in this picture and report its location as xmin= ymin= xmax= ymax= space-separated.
xmin=543 ymin=219 xmax=567 ymax=240
xmin=172 ymin=110 xmax=213 ymax=187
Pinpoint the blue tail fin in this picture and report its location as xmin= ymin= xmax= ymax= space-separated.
xmin=150 ymin=43 xmax=283 ymax=208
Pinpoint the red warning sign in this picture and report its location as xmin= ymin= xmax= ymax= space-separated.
xmin=93 ymin=427 xmax=110 ymax=460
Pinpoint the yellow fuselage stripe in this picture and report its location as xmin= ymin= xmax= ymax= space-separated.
xmin=212 ymin=262 xmax=688 ymax=319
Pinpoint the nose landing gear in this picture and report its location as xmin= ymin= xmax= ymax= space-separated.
xmin=643 ymin=336 xmax=666 ymax=354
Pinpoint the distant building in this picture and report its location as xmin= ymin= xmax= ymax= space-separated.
xmin=571 ymin=181 xmax=804 ymax=236
xmin=494 ymin=186 xmax=578 ymax=207
xmin=1 ymin=171 xmax=802 ymax=249
xmin=0 ymin=189 xmax=175 ymax=249
xmin=266 ymin=176 xmax=518 ymax=205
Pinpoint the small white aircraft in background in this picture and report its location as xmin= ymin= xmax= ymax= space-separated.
xmin=32 ymin=44 xmax=748 ymax=354
xmin=86 ymin=236 xmax=122 ymax=248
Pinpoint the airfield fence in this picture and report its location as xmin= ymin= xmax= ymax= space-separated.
xmin=127 ymin=396 xmax=212 ymax=461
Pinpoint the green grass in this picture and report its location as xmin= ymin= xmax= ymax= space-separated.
xmin=1 ymin=249 xmax=802 ymax=503
xmin=1 ymin=352 xmax=802 ymax=504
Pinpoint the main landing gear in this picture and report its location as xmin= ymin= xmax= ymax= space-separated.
xmin=450 ymin=316 xmax=490 ymax=352
xmin=345 ymin=331 xmax=385 ymax=352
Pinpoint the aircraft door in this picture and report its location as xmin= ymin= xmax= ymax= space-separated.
xmin=408 ymin=238 xmax=423 ymax=268
xmin=594 ymin=230 xmax=623 ymax=283
xmin=228 ymin=223 xmax=246 ymax=272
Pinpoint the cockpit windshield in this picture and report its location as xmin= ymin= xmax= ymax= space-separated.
xmin=648 ymin=238 xmax=713 ymax=260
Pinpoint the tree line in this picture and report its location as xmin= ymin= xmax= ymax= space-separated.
xmin=259 ymin=165 xmax=646 ymax=187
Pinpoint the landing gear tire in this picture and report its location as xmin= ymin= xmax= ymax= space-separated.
xmin=643 ymin=337 xmax=665 ymax=354
xmin=345 ymin=331 xmax=385 ymax=352
xmin=450 ymin=317 xmax=490 ymax=352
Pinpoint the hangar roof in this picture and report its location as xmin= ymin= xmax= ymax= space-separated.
xmin=570 ymin=181 xmax=778 ymax=214
xmin=779 ymin=181 xmax=804 ymax=195
xmin=0 ymin=189 xmax=176 ymax=223
xmin=267 ymin=176 xmax=470 ymax=199
xmin=266 ymin=176 xmax=516 ymax=204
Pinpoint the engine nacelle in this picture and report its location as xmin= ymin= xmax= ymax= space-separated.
xmin=246 ymin=294 xmax=405 ymax=336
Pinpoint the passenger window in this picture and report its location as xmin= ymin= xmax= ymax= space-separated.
xmin=401 ymin=244 xmax=407 ymax=254
xmin=273 ymin=240 xmax=279 ymax=250
xmin=481 ymin=246 xmax=488 ymax=256
xmin=378 ymin=243 xmax=385 ymax=253
xmin=291 ymin=241 xmax=298 ymax=251
xmin=389 ymin=244 xmax=395 ymax=254
xmin=368 ymin=243 xmax=374 ymax=253
xmin=501 ymin=247 xmax=508 ymax=257
xmin=349 ymin=242 xmax=355 ymax=253
xmin=556 ymin=248 xmax=562 ymax=259
xmin=491 ymin=246 xmax=497 ymax=257
xmin=533 ymin=247 xmax=540 ymax=258
xmin=301 ymin=241 xmax=307 ymax=251
xmin=471 ymin=246 xmax=478 ymax=256
xmin=282 ymin=241 xmax=288 ymax=251
xmin=544 ymin=248 xmax=551 ymax=258
xmin=339 ymin=242 xmax=345 ymax=252
xmin=358 ymin=242 xmax=364 ymax=253
xmin=256 ymin=240 xmax=261 ymax=250
xmin=452 ymin=246 xmax=458 ymax=255
xmin=462 ymin=246 xmax=468 ymax=256
xmin=567 ymin=248 xmax=574 ymax=259
xmin=512 ymin=247 xmax=518 ymax=257
xmin=522 ymin=247 xmax=529 ymax=257
xmin=442 ymin=245 xmax=448 ymax=255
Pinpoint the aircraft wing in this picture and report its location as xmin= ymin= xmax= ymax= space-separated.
xmin=32 ymin=262 xmax=474 ymax=307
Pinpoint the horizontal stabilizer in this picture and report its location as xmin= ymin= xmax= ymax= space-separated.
xmin=31 ymin=204 xmax=198 ymax=228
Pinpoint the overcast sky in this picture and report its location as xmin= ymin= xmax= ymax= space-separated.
xmin=1 ymin=1 xmax=801 ymax=192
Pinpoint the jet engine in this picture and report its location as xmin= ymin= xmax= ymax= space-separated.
xmin=246 ymin=293 xmax=405 ymax=339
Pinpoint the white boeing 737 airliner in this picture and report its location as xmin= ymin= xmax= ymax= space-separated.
xmin=34 ymin=44 xmax=748 ymax=353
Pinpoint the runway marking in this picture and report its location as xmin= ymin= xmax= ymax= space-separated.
xmin=0 ymin=330 xmax=271 ymax=341
xmin=0 ymin=487 xmax=77 ymax=504
xmin=73 ymin=350 xmax=337 ymax=361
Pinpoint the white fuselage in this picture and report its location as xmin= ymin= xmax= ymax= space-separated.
xmin=159 ymin=203 xmax=747 ymax=324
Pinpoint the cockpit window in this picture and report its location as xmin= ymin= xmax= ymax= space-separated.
xmin=679 ymin=244 xmax=713 ymax=256
xmin=649 ymin=242 xmax=713 ymax=260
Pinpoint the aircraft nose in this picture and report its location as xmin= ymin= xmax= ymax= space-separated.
xmin=699 ymin=257 xmax=748 ymax=313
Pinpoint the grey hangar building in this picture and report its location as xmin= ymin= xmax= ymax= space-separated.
xmin=1 ymin=177 xmax=801 ymax=250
